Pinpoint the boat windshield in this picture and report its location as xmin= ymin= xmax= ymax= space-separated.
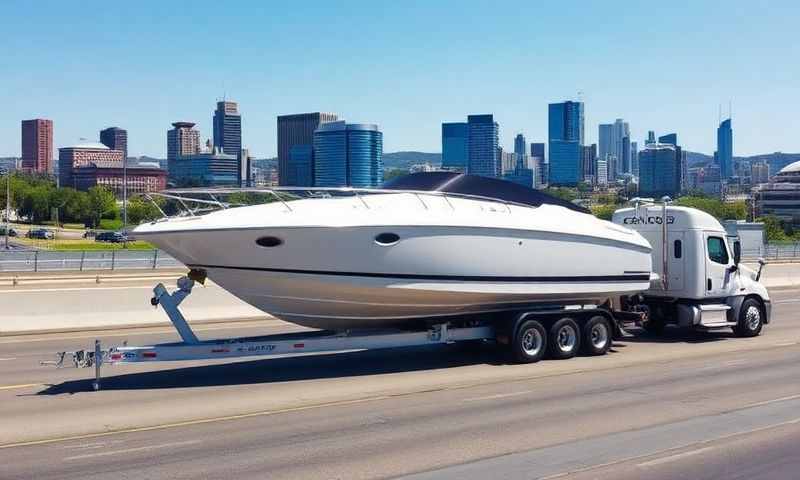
xmin=383 ymin=172 xmax=589 ymax=214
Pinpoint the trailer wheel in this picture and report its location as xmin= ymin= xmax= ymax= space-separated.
xmin=511 ymin=320 xmax=547 ymax=363
xmin=582 ymin=315 xmax=612 ymax=356
xmin=733 ymin=299 xmax=764 ymax=338
xmin=548 ymin=317 xmax=581 ymax=360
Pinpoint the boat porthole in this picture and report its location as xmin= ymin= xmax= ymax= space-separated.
xmin=256 ymin=236 xmax=283 ymax=247
xmin=374 ymin=232 xmax=400 ymax=246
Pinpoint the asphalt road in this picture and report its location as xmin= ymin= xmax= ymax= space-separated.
xmin=0 ymin=288 xmax=798 ymax=479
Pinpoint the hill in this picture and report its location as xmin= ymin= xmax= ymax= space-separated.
xmin=383 ymin=151 xmax=442 ymax=170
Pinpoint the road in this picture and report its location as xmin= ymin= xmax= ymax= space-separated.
xmin=0 ymin=287 xmax=798 ymax=479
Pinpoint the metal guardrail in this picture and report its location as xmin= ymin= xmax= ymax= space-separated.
xmin=0 ymin=249 xmax=181 ymax=272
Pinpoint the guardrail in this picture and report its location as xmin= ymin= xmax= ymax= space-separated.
xmin=743 ymin=243 xmax=800 ymax=261
xmin=0 ymin=250 xmax=181 ymax=272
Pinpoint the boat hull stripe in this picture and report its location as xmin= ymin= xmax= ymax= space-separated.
xmin=188 ymin=265 xmax=650 ymax=283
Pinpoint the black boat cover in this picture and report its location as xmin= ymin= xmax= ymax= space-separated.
xmin=383 ymin=172 xmax=590 ymax=214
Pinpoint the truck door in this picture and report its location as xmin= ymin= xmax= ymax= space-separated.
xmin=667 ymin=232 xmax=685 ymax=292
xmin=704 ymin=233 xmax=732 ymax=298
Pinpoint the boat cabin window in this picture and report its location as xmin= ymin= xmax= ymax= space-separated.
xmin=256 ymin=236 xmax=283 ymax=248
xmin=674 ymin=240 xmax=682 ymax=259
xmin=707 ymin=236 xmax=729 ymax=265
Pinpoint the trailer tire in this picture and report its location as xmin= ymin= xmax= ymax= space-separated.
xmin=733 ymin=298 xmax=764 ymax=338
xmin=548 ymin=317 xmax=581 ymax=360
xmin=582 ymin=315 xmax=612 ymax=356
xmin=511 ymin=320 xmax=547 ymax=363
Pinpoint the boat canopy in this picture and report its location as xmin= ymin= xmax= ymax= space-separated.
xmin=383 ymin=172 xmax=589 ymax=214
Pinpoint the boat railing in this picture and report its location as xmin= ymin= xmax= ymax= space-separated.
xmin=143 ymin=186 xmax=525 ymax=220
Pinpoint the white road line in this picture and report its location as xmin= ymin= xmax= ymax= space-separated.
xmin=773 ymin=341 xmax=798 ymax=347
xmin=636 ymin=446 xmax=716 ymax=467
xmin=64 ymin=440 xmax=201 ymax=461
xmin=0 ymin=357 xmax=17 ymax=361
xmin=463 ymin=390 xmax=533 ymax=402
xmin=774 ymin=299 xmax=800 ymax=304
xmin=742 ymin=393 xmax=800 ymax=409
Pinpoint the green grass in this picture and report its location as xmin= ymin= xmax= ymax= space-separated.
xmin=99 ymin=219 xmax=124 ymax=230
xmin=12 ymin=237 xmax=155 ymax=251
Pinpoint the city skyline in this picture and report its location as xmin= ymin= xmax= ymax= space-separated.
xmin=2 ymin=1 xmax=799 ymax=158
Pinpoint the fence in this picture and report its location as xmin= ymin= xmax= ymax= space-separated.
xmin=750 ymin=243 xmax=800 ymax=261
xmin=0 ymin=249 xmax=181 ymax=272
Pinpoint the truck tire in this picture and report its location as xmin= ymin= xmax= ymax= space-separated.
xmin=582 ymin=315 xmax=612 ymax=356
xmin=733 ymin=298 xmax=764 ymax=338
xmin=643 ymin=319 xmax=666 ymax=335
xmin=548 ymin=317 xmax=581 ymax=360
xmin=511 ymin=319 xmax=547 ymax=363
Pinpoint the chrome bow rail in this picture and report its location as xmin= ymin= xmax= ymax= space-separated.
xmin=143 ymin=186 xmax=533 ymax=220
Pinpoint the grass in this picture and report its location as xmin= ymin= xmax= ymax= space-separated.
xmin=11 ymin=237 xmax=155 ymax=251
xmin=99 ymin=219 xmax=124 ymax=230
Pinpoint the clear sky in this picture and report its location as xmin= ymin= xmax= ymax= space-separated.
xmin=2 ymin=0 xmax=798 ymax=158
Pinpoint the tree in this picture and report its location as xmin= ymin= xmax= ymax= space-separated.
xmin=591 ymin=204 xmax=617 ymax=221
xmin=544 ymin=187 xmax=578 ymax=202
xmin=383 ymin=168 xmax=408 ymax=183
xmin=87 ymin=186 xmax=117 ymax=228
xmin=126 ymin=195 xmax=164 ymax=225
xmin=758 ymin=215 xmax=788 ymax=242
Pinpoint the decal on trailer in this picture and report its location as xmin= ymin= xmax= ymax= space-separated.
xmin=622 ymin=215 xmax=675 ymax=225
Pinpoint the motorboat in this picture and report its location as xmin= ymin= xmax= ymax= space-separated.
xmin=133 ymin=173 xmax=653 ymax=330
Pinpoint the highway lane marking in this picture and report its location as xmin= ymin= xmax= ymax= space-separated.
xmin=0 ymin=383 xmax=41 ymax=391
xmin=64 ymin=440 xmax=202 ymax=461
xmin=462 ymin=390 xmax=534 ymax=402
xmin=773 ymin=341 xmax=799 ymax=347
xmin=741 ymin=393 xmax=800 ymax=409
xmin=636 ymin=445 xmax=716 ymax=467
xmin=0 ymin=395 xmax=390 ymax=450
xmin=0 ymin=357 xmax=17 ymax=361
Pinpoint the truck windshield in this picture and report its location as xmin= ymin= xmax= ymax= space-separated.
xmin=707 ymin=237 xmax=729 ymax=264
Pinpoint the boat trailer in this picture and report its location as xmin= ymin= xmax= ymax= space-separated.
xmin=45 ymin=275 xmax=497 ymax=391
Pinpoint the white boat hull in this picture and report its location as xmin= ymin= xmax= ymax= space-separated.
xmin=139 ymin=222 xmax=652 ymax=329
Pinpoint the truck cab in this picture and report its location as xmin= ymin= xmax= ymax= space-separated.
xmin=613 ymin=204 xmax=771 ymax=336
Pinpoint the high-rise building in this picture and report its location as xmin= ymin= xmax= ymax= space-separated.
xmin=167 ymin=122 xmax=201 ymax=163
xmin=277 ymin=112 xmax=339 ymax=185
xmin=313 ymin=121 xmax=383 ymax=188
xmin=213 ymin=100 xmax=242 ymax=159
xmin=514 ymin=133 xmax=526 ymax=156
xmin=100 ymin=127 xmax=128 ymax=159
xmin=548 ymin=101 xmax=584 ymax=186
xmin=467 ymin=114 xmax=500 ymax=178
xmin=287 ymin=144 xmax=314 ymax=187
xmin=658 ymin=133 xmax=685 ymax=193
xmin=751 ymin=161 xmax=770 ymax=184
xmin=631 ymin=141 xmax=639 ymax=177
xmin=530 ymin=142 xmax=545 ymax=159
xmin=21 ymin=119 xmax=53 ymax=174
xmin=613 ymin=119 xmax=630 ymax=175
xmin=646 ymin=131 xmax=656 ymax=145
xmin=717 ymin=118 xmax=733 ymax=179
xmin=581 ymin=144 xmax=596 ymax=183
xmin=598 ymin=124 xmax=614 ymax=167
xmin=639 ymin=144 xmax=680 ymax=198
xmin=621 ymin=136 xmax=631 ymax=175
xmin=441 ymin=122 xmax=469 ymax=170
xmin=499 ymin=148 xmax=516 ymax=174
xmin=596 ymin=158 xmax=608 ymax=186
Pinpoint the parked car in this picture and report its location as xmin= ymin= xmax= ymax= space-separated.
xmin=0 ymin=226 xmax=18 ymax=237
xmin=27 ymin=228 xmax=55 ymax=240
xmin=95 ymin=231 xmax=127 ymax=243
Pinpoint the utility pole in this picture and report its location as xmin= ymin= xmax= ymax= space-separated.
xmin=123 ymin=155 xmax=128 ymax=248
xmin=4 ymin=169 xmax=10 ymax=250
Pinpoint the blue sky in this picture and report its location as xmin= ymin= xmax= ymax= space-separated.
xmin=2 ymin=0 xmax=798 ymax=158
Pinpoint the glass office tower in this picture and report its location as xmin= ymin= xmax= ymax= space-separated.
xmin=441 ymin=122 xmax=469 ymax=170
xmin=313 ymin=121 xmax=383 ymax=188
xmin=467 ymin=114 xmax=500 ymax=178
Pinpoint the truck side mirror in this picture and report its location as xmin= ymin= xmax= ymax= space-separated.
xmin=733 ymin=241 xmax=741 ymax=266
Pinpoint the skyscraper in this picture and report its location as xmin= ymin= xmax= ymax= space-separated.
xmin=167 ymin=122 xmax=201 ymax=162
xmin=213 ymin=100 xmax=242 ymax=159
xmin=639 ymin=144 xmax=680 ymax=198
xmin=514 ymin=133 xmax=526 ymax=156
xmin=582 ymin=144 xmax=596 ymax=183
xmin=647 ymin=131 xmax=656 ymax=145
xmin=548 ymin=101 xmax=584 ymax=186
xmin=277 ymin=112 xmax=339 ymax=185
xmin=530 ymin=142 xmax=545 ymax=188
xmin=658 ymin=133 xmax=685 ymax=193
xmin=613 ymin=119 xmax=630 ymax=175
xmin=631 ymin=141 xmax=639 ymax=177
xmin=598 ymin=123 xmax=614 ymax=166
xmin=441 ymin=122 xmax=468 ymax=170
xmin=313 ymin=121 xmax=383 ymax=188
xmin=717 ymin=118 xmax=733 ymax=179
xmin=100 ymin=127 xmax=128 ymax=159
xmin=621 ymin=136 xmax=631 ymax=175
xmin=21 ymin=119 xmax=53 ymax=174
xmin=467 ymin=114 xmax=499 ymax=178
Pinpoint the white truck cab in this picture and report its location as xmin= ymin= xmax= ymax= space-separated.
xmin=613 ymin=204 xmax=771 ymax=336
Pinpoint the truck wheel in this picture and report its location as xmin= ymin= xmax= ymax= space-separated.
xmin=643 ymin=319 xmax=665 ymax=335
xmin=582 ymin=315 xmax=612 ymax=356
xmin=548 ymin=317 xmax=581 ymax=360
xmin=511 ymin=320 xmax=547 ymax=363
xmin=733 ymin=299 xmax=764 ymax=338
